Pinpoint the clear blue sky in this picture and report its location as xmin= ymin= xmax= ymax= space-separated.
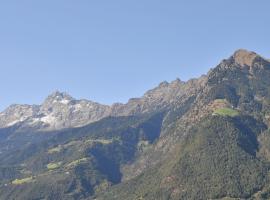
xmin=0 ymin=0 xmax=269 ymax=111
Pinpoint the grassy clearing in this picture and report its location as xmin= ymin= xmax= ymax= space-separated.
xmin=214 ymin=99 xmax=228 ymax=103
xmin=63 ymin=141 xmax=81 ymax=148
xmin=48 ymin=141 xmax=81 ymax=154
xmin=67 ymin=158 xmax=88 ymax=168
xmin=12 ymin=177 xmax=34 ymax=185
xmin=48 ymin=146 xmax=62 ymax=154
xmin=85 ymin=139 xmax=113 ymax=145
xmin=47 ymin=162 xmax=62 ymax=170
xmin=213 ymin=108 xmax=239 ymax=117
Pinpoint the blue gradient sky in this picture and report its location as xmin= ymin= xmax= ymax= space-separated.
xmin=0 ymin=0 xmax=269 ymax=111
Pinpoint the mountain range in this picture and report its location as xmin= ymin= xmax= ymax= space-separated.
xmin=1 ymin=49 xmax=270 ymax=200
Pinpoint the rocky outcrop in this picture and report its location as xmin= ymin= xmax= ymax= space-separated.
xmin=233 ymin=49 xmax=259 ymax=67
xmin=0 ymin=104 xmax=40 ymax=127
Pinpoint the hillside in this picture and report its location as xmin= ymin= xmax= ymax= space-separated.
xmin=1 ymin=49 xmax=270 ymax=199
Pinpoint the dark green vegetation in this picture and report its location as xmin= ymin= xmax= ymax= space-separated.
xmin=1 ymin=50 xmax=270 ymax=199
xmin=0 ymin=113 xmax=165 ymax=199
xmin=100 ymin=116 xmax=269 ymax=200
xmin=213 ymin=107 xmax=239 ymax=117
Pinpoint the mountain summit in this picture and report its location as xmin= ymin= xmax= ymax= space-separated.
xmin=233 ymin=49 xmax=259 ymax=67
xmin=43 ymin=91 xmax=75 ymax=104
xmin=0 ymin=91 xmax=110 ymax=130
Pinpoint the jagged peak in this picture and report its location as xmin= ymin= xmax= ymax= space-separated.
xmin=158 ymin=81 xmax=169 ymax=87
xmin=171 ymin=78 xmax=184 ymax=85
xmin=44 ymin=91 xmax=75 ymax=104
xmin=157 ymin=78 xmax=184 ymax=88
xmin=48 ymin=90 xmax=73 ymax=98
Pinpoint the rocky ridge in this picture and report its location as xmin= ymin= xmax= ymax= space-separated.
xmin=0 ymin=49 xmax=268 ymax=132
xmin=0 ymin=78 xmax=206 ymax=131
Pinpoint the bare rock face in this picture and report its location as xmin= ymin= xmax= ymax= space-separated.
xmin=0 ymin=104 xmax=40 ymax=127
xmin=35 ymin=91 xmax=111 ymax=130
xmin=233 ymin=49 xmax=259 ymax=67
xmin=229 ymin=49 xmax=270 ymax=72
xmin=0 ymin=91 xmax=111 ymax=130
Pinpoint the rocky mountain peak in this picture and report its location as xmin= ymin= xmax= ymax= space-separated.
xmin=44 ymin=91 xmax=75 ymax=104
xmin=214 ymin=49 xmax=270 ymax=74
xmin=232 ymin=49 xmax=260 ymax=67
xmin=158 ymin=81 xmax=169 ymax=87
xmin=171 ymin=78 xmax=183 ymax=85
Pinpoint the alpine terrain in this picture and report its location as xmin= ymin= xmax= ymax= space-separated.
xmin=1 ymin=49 xmax=270 ymax=200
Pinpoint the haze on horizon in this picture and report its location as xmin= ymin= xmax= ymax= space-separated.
xmin=0 ymin=0 xmax=269 ymax=111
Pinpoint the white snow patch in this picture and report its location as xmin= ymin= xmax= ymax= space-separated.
xmin=29 ymin=118 xmax=41 ymax=124
xmin=7 ymin=120 xmax=20 ymax=127
xmin=6 ymin=116 xmax=28 ymax=127
xmin=32 ymin=118 xmax=40 ymax=122
xmin=88 ymin=105 xmax=94 ymax=109
xmin=40 ymin=114 xmax=56 ymax=124
xmin=60 ymin=99 xmax=70 ymax=105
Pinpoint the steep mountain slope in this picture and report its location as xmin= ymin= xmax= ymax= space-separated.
xmin=98 ymin=49 xmax=270 ymax=199
xmin=1 ymin=49 xmax=270 ymax=200
xmin=100 ymin=116 xmax=268 ymax=200
xmin=0 ymin=112 xmax=165 ymax=200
